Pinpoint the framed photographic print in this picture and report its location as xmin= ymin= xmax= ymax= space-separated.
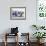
xmin=37 ymin=0 xmax=46 ymax=19
xmin=36 ymin=0 xmax=46 ymax=26
xmin=10 ymin=7 xmax=26 ymax=20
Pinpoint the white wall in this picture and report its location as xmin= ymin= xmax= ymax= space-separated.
xmin=0 ymin=0 xmax=37 ymax=42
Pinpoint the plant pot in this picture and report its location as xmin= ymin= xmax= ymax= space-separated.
xmin=37 ymin=39 xmax=45 ymax=44
xmin=37 ymin=39 xmax=40 ymax=43
xmin=40 ymin=38 xmax=45 ymax=43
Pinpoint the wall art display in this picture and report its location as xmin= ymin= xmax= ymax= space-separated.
xmin=10 ymin=7 xmax=26 ymax=20
xmin=36 ymin=0 xmax=46 ymax=27
xmin=37 ymin=0 xmax=46 ymax=19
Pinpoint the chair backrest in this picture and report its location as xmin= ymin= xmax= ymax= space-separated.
xmin=11 ymin=27 xmax=18 ymax=34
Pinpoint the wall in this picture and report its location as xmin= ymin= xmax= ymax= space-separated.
xmin=0 ymin=0 xmax=36 ymax=42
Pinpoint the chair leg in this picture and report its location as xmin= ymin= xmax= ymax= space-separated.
xmin=4 ymin=33 xmax=7 ymax=46
xmin=4 ymin=41 xmax=7 ymax=46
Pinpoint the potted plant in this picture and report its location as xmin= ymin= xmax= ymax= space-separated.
xmin=32 ymin=25 xmax=39 ymax=30
xmin=33 ymin=32 xmax=46 ymax=43
xmin=32 ymin=25 xmax=45 ymax=30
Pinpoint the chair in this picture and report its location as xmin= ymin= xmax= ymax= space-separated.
xmin=4 ymin=27 xmax=19 ymax=46
xmin=18 ymin=33 xmax=30 ymax=46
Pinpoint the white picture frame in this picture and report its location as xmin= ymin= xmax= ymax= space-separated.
xmin=10 ymin=7 xmax=26 ymax=20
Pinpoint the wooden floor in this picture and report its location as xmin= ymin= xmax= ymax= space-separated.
xmin=0 ymin=42 xmax=46 ymax=46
